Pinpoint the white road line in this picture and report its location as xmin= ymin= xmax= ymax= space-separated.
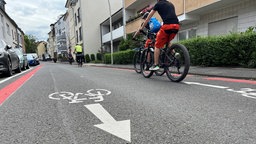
xmin=0 ymin=68 xmax=34 ymax=84
xmin=185 ymin=81 xmax=229 ymax=89
xmin=185 ymin=81 xmax=256 ymax=100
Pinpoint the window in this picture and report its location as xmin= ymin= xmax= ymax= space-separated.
xmin=77 ymin=8 xmax=81 ymax=23
xmin=188 ymin=29 xmax=196 ymax=38
xmin=79 ymin=27 xmax=82 ymax=41
xmin=178 ymin=28 xmax=197 ymax=41
xmin=6 ymin=23 xmax=10 ymax=35
xmin=76 ymin=30 xmax=78 ymax=43
xmin=208 ymin=17 xmax=238 ymax=36
xmin=12 ymin=30 xmax=14 ymax=40
xmin=75 ymin=13 xmax=77 ymax=26
xmin=0 ymin=13 xmax=3 ymax=23
xmin=113 ymin=18 xmax=123 ymax=30
xmin=1 ymin=14 xmax=4 ymax=38
xmin=178 ymin=31 xmax=187 ymax=41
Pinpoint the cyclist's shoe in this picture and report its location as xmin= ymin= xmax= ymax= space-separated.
xmin=149 ymin=65 xmax=159 ymax=71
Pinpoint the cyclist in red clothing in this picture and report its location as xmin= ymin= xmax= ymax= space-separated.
xmin=136 ymin=0 xmax=180 ymax=71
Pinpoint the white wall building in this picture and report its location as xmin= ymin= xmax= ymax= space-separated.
xmin=177 ymin=0 xmax=256 ymax=41
xmin=100 ymin=8 xmax=124 ymax=53
xmin=55 ymin=14 xmax=68 ymax=55
xmin=0 ymin=0 xmax=24 ymax=50
xmin=64 ymin=0 xmax=122 ymax=56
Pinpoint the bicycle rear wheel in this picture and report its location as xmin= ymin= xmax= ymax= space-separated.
xmin=164 ymin=44 xmax=190 ymax=82
xmin=133 ymin=52 xmax=141 ymax=73
xmin=140 ymin=48 xmax=154 ymax=78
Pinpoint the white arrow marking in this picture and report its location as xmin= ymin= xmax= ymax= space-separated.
xmin=185 ymin=81 xmax=229 ymax=89
xmin=85 ymin=103 xmax=131 ymax=142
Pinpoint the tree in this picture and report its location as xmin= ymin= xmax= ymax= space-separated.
xmin=118 ymin=33 xmax=142 ymax=51
xmin=24 ymin=35 xmax=38 ymax=53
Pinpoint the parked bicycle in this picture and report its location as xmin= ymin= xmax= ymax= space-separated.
xmin=139 ymin=30 xmax=190 ymax=82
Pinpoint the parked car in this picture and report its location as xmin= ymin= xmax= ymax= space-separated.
xmin=0 ymin=39 xmax=21 ymax=76
xmin=27 ymin=53 xmax=40 ymax=66
xmin=13 ymin=47 xmax=29 ymax=70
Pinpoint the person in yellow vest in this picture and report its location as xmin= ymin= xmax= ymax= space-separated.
xmin=74 ymin=43 xmax=83 ymax=66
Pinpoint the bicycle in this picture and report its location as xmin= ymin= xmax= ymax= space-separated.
xmin=76 ymin=53 xmax=83 ymax=67
xmin=132 ymin=38 xmax=145 ymax=73
xmin=133 ymin=30 xmax=165 ymax=76
xmin=140 ymin=30 xmax=190 ymax=82
xmin=136 ymin=30 xmax=166 ymax=76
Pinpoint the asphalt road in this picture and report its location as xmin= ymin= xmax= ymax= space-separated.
xmin=0 ymin=62 xmax=255 ymax=144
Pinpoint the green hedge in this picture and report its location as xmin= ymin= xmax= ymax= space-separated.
xmin=104 ymin=49 xmax=135 ymax=64
xmin=90 ymin=54 xmax=96 ymax=61
xmin=85 ymin=54 xmax=90 ymax=63
xmin=180 ymin=32 xmax=256 ymax=68
xmin=102 ymin=31 xmax=256 ymax=67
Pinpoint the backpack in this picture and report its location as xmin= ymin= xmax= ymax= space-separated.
xmin=148 ymin=17 xmax=161 ymax=33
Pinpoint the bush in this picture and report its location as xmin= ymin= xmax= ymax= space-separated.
xmin=180 ymin=32 xmax=256 ymax=68
xmin=85 ymin=54 xmax=90 ymax=63
xmin=118 ymin=33 xmax=142 ymax=51
xmin=96 ymin=53 xmax=102 ymax=61
xmin=104 ymin=49 xmax=135 ymax=64
xmin=90 ymin=54 xmax=95 ymax=61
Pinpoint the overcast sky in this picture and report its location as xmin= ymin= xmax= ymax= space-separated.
xmin=5 ymin=0 xmax=67 ymax=41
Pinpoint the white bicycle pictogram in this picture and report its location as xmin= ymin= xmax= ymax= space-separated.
xmin=49 ymin=89 xmax=111 ymax=103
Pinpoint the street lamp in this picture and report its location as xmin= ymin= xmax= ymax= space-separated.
xmin=107 ymin=0 xmax=114 ymax=65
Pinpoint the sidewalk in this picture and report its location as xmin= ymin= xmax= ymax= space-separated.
xmin=85 ymin=63 xmax=256 ymax=80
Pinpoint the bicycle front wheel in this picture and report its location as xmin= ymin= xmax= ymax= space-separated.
xmin=140 ymin=49 xmax=154 ymax=78
xmin=164 ymin=44 xmax=190 ymax=82
xmin=133 ymin=52 xmax=141 ymax=73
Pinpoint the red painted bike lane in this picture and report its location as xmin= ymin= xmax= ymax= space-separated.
xmin=205 ymin=77 xmax=256 ymax=85
xmin=0 ymin=66 xmax=42 ymax=106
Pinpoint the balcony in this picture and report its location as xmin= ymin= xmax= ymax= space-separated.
xmin=57 ymin=34 xmax=66 ymax=41
xmin=125 ymin=18 xmax=141 ymax=34
xmin=185 ymin=0 xmax=241 ymax=15
xmin=102 ymin=26 xmax=124 ymax=43
xmin=125 ymin=0 xmax=153 ymax=10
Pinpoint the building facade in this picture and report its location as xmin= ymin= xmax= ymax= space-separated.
xmin=65 ymin=0 xmax=81 ymax=54
xmin=0 ymin=0 xmax=25 ymax=50
xmin=64 ymin=0 xmax=123 ymax=56
xmin=47 ymin=24 xmax=56 ymax=59
xmin=55 ymin=0 xmax=256 ymax=61
xmin=125 ymin=0 xmax=256 ymax=42
xmin=37 ymin=41 xmax=47 ymax=60
xmin=55 ymin=14 xmax=68 ymax=55
xmin=100 ymin=8 xmax=124 ymax=53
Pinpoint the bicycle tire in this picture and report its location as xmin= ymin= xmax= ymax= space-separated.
xmin=133 ymin=52 xmax=142 ymax=73
xmin=140 ymin=48 xmax=154 ymax=78
xmin=164 ymin=44 xmax=190 ymax=82
xmin=154 ymin=69 xmax=165 ymax=76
